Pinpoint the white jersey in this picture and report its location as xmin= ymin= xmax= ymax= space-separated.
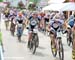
xmin=15 ymin=15 xmax=25 ymax=23
xmin=10 ymin=10 xmax=14 ymax=16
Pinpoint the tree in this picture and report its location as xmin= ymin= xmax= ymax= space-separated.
xmin=5 ymin=2 xmax=10 ymax=8
xmin=28 ymin=3 xmax=36 ymax=11
xmin=28 ymin=0 xmax=38 ymax=11
xmin=0 ymin=0 xmax=3 ymax=2
xmin=18 ymin=1 xmax=25 ymax=9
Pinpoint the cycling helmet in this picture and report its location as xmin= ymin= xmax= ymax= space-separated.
xmin=67 ymin=25 xmax=71 ymax=29
xmin=32 ymin=11 xmax=37 ymax=15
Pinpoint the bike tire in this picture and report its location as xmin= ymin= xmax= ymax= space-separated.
xmin=30 ymin=40 xmax=36 ymax=54
xmin=51 ymin=40 xmax=57 ymax=57
xmin=35 ymin=34 xmax=39 ymax=47
xmin=5 ymin=21 xmax=9 ymax=30
xmin=18 ymin=36 xmax=21 ymax=42
xmin=67 ymin=36 xmax=73 ymax=46
xmin=67 ymin=38 xmax=70 ymax=46
xmin=59 ymin=39 xmax=64 ymax=60
xmin=29 ymin=41 xmax=32 ymax=50
xmin=11 ymin=31 xmax=14 ymax=36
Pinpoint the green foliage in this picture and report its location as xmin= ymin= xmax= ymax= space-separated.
xmin=18 ymin=1 xmax=25 ymax=9
xmin=0 ymin=0 xmax=3 ymax=2
xmin=28 ymin=3 xmax=36 ymax=11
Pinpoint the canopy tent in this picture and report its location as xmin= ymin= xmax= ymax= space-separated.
xmin=42 ymin=3 xmax=66 ymax=11
xmin=42 ymin=2 xmax=75 ymax=11
xmin=60 ymin=2 xmax=75 ymax=11
xmin=48 ymin=0 xmax=65 ymax=4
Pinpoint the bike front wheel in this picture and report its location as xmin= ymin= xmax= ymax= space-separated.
xmin=58 ymin=39 xmax=64 ymax=60
xmin=51 ymin=40 xmax=57 ymax=57
xmin=30 ymin=40 xmax=36 ymax=54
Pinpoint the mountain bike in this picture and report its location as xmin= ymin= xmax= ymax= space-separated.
xmin=51 ymin=30 xmax=64 ymax=60
xmin=29 ymin=28 xmax=39 ymax=54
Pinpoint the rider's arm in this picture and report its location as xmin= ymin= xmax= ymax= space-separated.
xmin=37 ymin=17 xmax=40 ymax=24
xmin=28 ymin=16 xmax=32 ymax=24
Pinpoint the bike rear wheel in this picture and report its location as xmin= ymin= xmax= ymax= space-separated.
xmin=11 ymin=31 xmax=14 ymax=36
xmin=5 ymin=21 xmax=9 ymax=30
xmin=18 ymin=35 xmax=21 ymax=42
xmin=67 ymin=36 xmax=73 ymax=46
xmin=67 ymin=38 xmax=70 ymax=46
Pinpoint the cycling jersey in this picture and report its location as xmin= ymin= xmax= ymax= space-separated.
xmin=68 ymin=19 xmax=75 ymax=28
xmin=4 ymin=9 xmax=10 ymax=18
xmin=28 ymin=16 xmax=40 ymax=31
xmin=29 ymin=16 xmax=40 ymax=26
xmin=15 ymin=16 xmax=25 ymax=24
xmin=9 ymin=10 xmax=14 ymax=16
xmin=50 ymin=20 xmax=63 ymax=31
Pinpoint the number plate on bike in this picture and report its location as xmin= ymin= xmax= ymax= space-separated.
xmin=57 ymin=32 xmax=62 ymax=37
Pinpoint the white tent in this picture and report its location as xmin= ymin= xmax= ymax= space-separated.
xmin=60 ymin=2 xmax=75 ymax=11
xmin=42 ymin=3 xmax=65 ymax=11
xmin=42 ymin=2 xmax=75 ymax=11
xmin=48 ymin=0 xmax=65 ymax=4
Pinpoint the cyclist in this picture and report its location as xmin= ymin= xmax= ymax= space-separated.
xmin=9 ymin=9 xmax=16 ymax=20
xmin=49 ymin=14 xmax=64 ymax=49
xmin=44 ymin=14 xmax=50 ymax=35
xmin=39 ymin=12 xmax=45 ymax=31
xmin=15 ymin=12 xmax=26 ymax=36
xmin=66 ymin=13 xmax=75 ymax=60
xmin=72 ymin=21 xmax=75 ymax=60
xmin=9 ymin=9 xmax=17 ymax=34
xmin=69 ymin=14 xmax=75 ymax=60
xmin=4 ymin=8 xmax=10 ymax=30
xmin=27 ymin=12 xmax=40 ymax=47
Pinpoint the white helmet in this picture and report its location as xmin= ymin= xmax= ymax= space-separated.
xmin=67 ymin=25 xmax=71 ymax=29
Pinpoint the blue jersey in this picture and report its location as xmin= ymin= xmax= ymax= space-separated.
xmin=68 ymin=19 xmax=74 ymax=28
